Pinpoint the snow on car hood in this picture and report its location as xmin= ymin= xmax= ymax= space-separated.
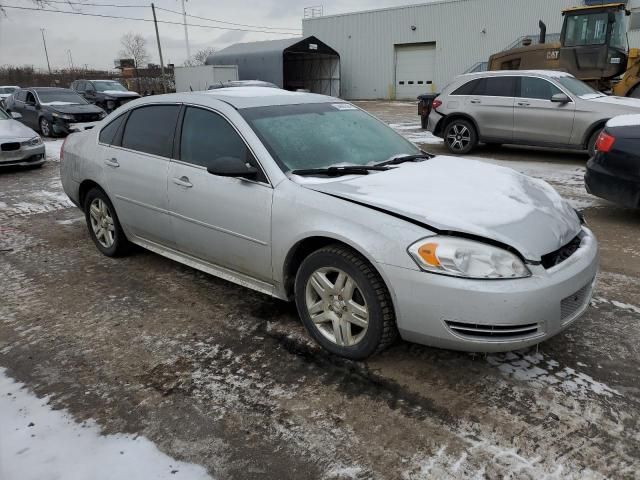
xmin=102 ymin=90 xmax=140 ymax=97
xmin=588 ymin=95 xmax=640 ymax=109
xmin=0 ymin=119 xmax=38 ymax=140
xmin=297 ymin=157 xmax=582 ymax=260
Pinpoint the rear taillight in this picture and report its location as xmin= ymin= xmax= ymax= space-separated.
xmin=432 ymin=99 xmax=442 ymax=110
xmin=595 ymin=131 xmax=615 ymax=153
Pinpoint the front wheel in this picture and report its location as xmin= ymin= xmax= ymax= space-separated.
xmin=84 ymin=188 xmax=131 ymax=257
xmin=39 ymin=117 xmax=54 ymax=137
xmin=444 ymin=119 xmax=478 ymax=154
xmin=294 ymin=245 xmax=397 ymax=360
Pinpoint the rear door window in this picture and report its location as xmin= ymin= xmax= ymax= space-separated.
xmin=483 ymin=77 xmax=516 ymax=97
xmin=121 ymin=105 xmax=180 ymax=158
xmin=519 ymin=77 xmax=562 ymax=100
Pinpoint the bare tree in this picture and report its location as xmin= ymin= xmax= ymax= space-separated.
xmin=119 ymin=32 xmax=150 ymax=69
xmin=183 ymin=47 xmax=216 ymax=67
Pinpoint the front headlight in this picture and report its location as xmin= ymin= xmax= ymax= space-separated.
xmin=52 ymin=112 xmax=75 ymax=121
xmin=106 ymin=100 xmax=116 ymax=110
xmin=21 ymin=136 xmax=43 ymax=147
xmin=98 ymin=111 xmax=108 ymax=119
xmin=408 ymin=236 xmax=531 ymax=279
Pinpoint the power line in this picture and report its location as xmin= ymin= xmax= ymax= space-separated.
xmin=37 ymin=0 xmax=301 ymax=31
xmin=154 ymin=6 xmax=301 ymax=32
xmin=1 ymin=4 xmax=301 ymax=35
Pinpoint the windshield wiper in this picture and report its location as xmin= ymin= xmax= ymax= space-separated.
xmin=291 ymin=165 xmax=391 ymax=177
xmin=375 ymin=153 xmax=434 ymax=167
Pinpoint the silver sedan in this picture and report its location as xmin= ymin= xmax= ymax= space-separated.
xmin=0 ymin=109 xmax=45 ymax=168
xmin=60 ymin=89 xmax=598 ymax=359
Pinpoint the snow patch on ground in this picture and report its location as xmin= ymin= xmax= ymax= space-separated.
xmin=0 ymin=368 xmax=212 ymax=480
xmin=390 ymin=122 xmax=443 ymax=144
xmin=486 ymin=351 xmax=620 ymax=398
xmin=44 ymin=139 xmax=64 ymax=162
xmin=591 ymin=296 xmax=640 ymax=315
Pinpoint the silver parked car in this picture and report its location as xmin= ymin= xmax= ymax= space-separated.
xmin=427 ymin=70 xmax=640 ymax=156
xmin=60 ymin=88 xmax=598 ymax=359
xmin=0 ymin=108 xmax=45 ymax=168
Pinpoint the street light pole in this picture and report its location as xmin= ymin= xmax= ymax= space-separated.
xmin=181 ymin=0 xmax=191 ymax=61
xmin=151 ymin=3 xmax=168 ymax=93
xmin=67 ymin=49 xmax=74 ymax=70
xmin=40 ymin=28 xmax=52 ymax=75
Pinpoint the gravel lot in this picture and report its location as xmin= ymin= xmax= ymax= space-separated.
xmin=1 ymin=101 xmax=639 ymax=479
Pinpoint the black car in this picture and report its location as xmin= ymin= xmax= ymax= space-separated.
xmin=4 ymin=87 xmax=106 ymax=137
xmin=71 ymin=79 xmax=140 ymax=112
xmin=585 ymin=117 xmax=640 ymax=208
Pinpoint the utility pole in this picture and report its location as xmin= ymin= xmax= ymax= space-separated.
xmin=40 ymin=28 xmax=52 ymax=75
xmin=181 ymin=0 xmax=191 ymax=61
xmin=151 ymin=3 xmax=168 ymax=93
xmin=67 ymin=49 xmax=74 ymax=71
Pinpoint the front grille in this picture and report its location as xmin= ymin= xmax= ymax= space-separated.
xmin=541 ymin=235 xmax=581 ymax=269
xmin=118 ymin=98 xmax=135 ymax=106
xmin=445 ymin=320 xmax=540 ymax=339
xmin=561 ymin=282 xmax=593 ymax=324
xmin=1 ymin=142 xmax=20 ymax=151
xmin=74 ymin=113 xmax=100 ymax=122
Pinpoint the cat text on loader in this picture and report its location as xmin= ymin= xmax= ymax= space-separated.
xmin=488 ymin=3 xmax=640 ymax=98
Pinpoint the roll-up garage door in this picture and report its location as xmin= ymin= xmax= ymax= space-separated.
xmin=395 ymin=43 xmax=436 ymax=100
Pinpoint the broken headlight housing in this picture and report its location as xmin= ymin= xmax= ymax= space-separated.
xmin=408 ymin=236 xmax=531 ymax=279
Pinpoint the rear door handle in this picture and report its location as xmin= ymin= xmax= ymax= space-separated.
xmin=517 ymin=101 xmax=530 ymax=106
xmin=172 ymin=176 xmax=193 ymax=188
xmin=104 ymin=158 xmax=119 ymax=168
xmin=470 ymin=99 xmax=481 ymax=104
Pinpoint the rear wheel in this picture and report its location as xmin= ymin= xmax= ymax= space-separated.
xmin=84 ymin=188 xmax=131 ymax=257
xmin=444 ymin=119 xmax=477 ymax=154
xmin=587 ymin=128 xmax=603 ymax=158
xmin=294 ymin=244 xmax=397 ymax=360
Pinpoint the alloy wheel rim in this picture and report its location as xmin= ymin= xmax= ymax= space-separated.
xmin=89 ymin=198 xmax=115 ymax=248
xmin=446 ymin=124 xmax=471 ymax=151
xmin=40 ymin=119 xmax=50 ymax=136
xmin=305 ymin=267 xmax=369 ymax=347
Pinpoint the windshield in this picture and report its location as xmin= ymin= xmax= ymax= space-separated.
xmin=93 ymin=81 xmax=127 ymax=92
xmin=556 ymin=76 xmax=602 ymax=98
xmin=0 ymin=87 xmax=17 ymax=95
xmin=37 ymin=90 xmax=88 ymax=105
xmin=0 ymin=109 xmax=9 ymax=120
xmin=240 ymin=103 xmax=420 ymax=172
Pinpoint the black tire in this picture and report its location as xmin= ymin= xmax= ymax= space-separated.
xmin=587 ymin=127 xmax=603 ymax=158
xmin=294 ymin=244 xmax=397 ymax=360
xmin=39 ymin=117 xmax=54 ymax=138
xmin=83 ymin=187 xmax=131 ymax=257
xmin=444 ymin=118 xmax=478 ymax=154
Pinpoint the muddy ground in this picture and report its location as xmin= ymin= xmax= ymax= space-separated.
xmin=0 ymin=102 xmax=639 ymax=479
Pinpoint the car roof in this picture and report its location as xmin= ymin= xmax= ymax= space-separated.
xmin=459 ymin=70 xmax=575 ymax=79
xmin=32 ymin=87 xmax=74 ymax=91
xmin=134 ymin=87 xmax=341 ymax=109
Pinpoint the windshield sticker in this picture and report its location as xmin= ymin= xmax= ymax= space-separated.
xmin=332 ymin=103 xmax=357 ymax=111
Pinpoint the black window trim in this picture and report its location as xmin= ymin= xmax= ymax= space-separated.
xmin=175 ymin=102 xmax=272 ymax=188
xmin=115 ymin=102 xmax=182 ymax=160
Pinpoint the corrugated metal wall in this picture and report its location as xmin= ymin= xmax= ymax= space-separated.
xmin=303 ymin=0 xmax=640 ymax=99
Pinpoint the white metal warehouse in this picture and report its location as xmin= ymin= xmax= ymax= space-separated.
xmin=302 ymin=0 xmax=640 ymax=100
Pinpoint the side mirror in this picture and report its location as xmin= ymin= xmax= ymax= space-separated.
xmin=207 ymin=156 xmax=258 ymax=179
xmin=10 ymin=111 xmax=22 ymax=120
xmin=551 ymin=93 xmax=570 ymax=103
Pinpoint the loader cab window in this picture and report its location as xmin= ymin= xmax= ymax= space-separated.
xmin=564 ymin=11 xmax=626 ymax=49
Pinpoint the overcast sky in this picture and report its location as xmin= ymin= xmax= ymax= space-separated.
xmin=0 ymin=0 xmax=418 ymax=70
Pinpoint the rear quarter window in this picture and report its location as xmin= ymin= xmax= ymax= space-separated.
xmin=99 ymin=113 xmax=127 ymax=146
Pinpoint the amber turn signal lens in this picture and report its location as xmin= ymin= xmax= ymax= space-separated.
xmin=418 ymin=243 xmax=440 ymax=266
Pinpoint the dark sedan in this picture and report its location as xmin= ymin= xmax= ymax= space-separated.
xmin=4 ymin=87 xmax=106 ymax=137
xmin=585 ymin=115 xmax=640 ymax=208
xmin=71 ymin=79 xmax=140 ymax=113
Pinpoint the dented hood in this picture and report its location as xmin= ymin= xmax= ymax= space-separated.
xmin=297 ymin=157 xmax=581 ymax=261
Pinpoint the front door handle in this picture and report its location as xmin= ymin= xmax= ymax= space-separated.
xmin=172 ymin=176 xmax=193 ymax=188
xmin=104 ymin=158 xmax=119 ymax=168
xmin=517 ymin=101 xmax=530 ymax=106
xmin=470 ymin=98 xmax=481 ymax=104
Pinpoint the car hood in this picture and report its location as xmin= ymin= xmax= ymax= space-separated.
xmin=102 ymin=90 xmax=140 ymax=98
xmin=296 ymin=157 xmax=582 ymax=261
xmin=588 ymin=95 xmax=640 ymax=111
xmin=0 ymin=119 xmax=38 ymax=140
xmin=45 ymin=103 xmax=104 ymax=114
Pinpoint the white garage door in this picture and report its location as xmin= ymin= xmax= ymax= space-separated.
xmin=395 ymin=43 xmax=436 ymax=100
